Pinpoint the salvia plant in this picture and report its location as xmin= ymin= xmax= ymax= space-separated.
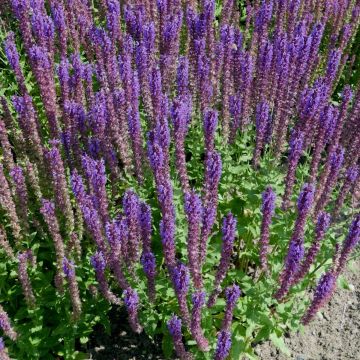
xmin=0 ymin=0 xmax=359 ymax=359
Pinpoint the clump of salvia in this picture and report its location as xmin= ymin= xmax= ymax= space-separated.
xmin=0 ymin=0 xmax=359 ymax=358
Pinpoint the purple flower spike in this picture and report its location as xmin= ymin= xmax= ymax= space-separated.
xmin=18 ymin=250 xmax=36 ymax=306
xmin=139 ymin=202 xmax=152 ymax=254
xmin=203 ymin=110 xmax=218 ymax=153
xmin=214 ymin=330 xmax=232 ymax=360
xmin=334 ymin=166 xmax=359 ymax=219
xmin=123 ymin=189 xmax=141 ymax=270
xmin=253 ymin=101 xmax=271 ymax=168
xmin=172 ymin=263 xmax=191 ymax=326
xmin=184 ymin=190 xmax=203 ymax=289
xmin=40 ymin=199 xmax=65 ymax=291
xmin=314 ymin=147 xmax=345 ymax=218
xmin=91 ymin=251 xmax=121 ymax=305
xmin=172 ymin=96 xmax=191 ymax=193
xmin=0 ymin=305 xmax=17 ymax=341
xmin=4 ymin=32 xmax=27 ymax=94
xmin=292 ymin=212 xmax=331 ymax=286
xmin=259 ymin=187 xmax=276 ymax=271
xmin=275 ymin=239 xmax=304 ymax=301
xmin=63 ymin=257 xmax=75 ymax=278
xmin=222 ymin=284 xmax=241 ymax=331
xmin=282 ymin=130 xmax=305 ymax=210
xmin=277 ymin=184 xmax=314 ymax=298
xmin=63 ymin=257 xmax=82 ymax=319
xmin=190 ymin=291 xmax=209 ymax=351
xmin=336 ymin=214 xmax=360 ymax=275
xmin=124 ymin=288 xmax=143 ymax=334
xmin=91 ymin=251 xmax=106 ymax=273
xmin=167 ymin=315 xmax=193 ymax=360
xmin=207 ymin=213 xmax=237 ymax=307
xmin=301 ymin=271 xmax=337 ymax=325
xmin=141 ymin=252 xmax=156 ymax=302
xmin=10 ymin=165 xmax=28 ymax=228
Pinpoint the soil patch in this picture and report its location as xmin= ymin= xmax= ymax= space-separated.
xmin=87 ymin=307 xmax=166 ymax=360
xmin=255 ymin=260 xmax=360 ymax=360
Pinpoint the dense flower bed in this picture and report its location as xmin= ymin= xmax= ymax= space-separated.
xmin=0 ymin=0 xmax=359 ymax=359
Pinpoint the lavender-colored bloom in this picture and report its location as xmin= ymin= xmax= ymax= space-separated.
xmin=190 ymin=291 xmax=209 ymax=351
xmin=124 ymin=288 xmax=143 ymax=334
xmin=292 ymin=212 xmax=331 ymax=286
xmin=185 ymin=191 xmax=203 ymax=289
xmin=214 ymin=330 xmax=232 ymax=360
xmin=10 ymin=165 xmax=28 ymax=228
xmin=10 ymin=0 xmax=33 ymax=51
xmin=336 ymin=214 xmax=360 ymax=275
xmin=28 ymin=45 xmax=59 ymax=137
xmin=172 ymin=263 xmax=191 ymax=326
xmin=0 ymin=337 xmax=9 ymax=359
xmin=259 ymin=187 xmax=276 ymax=271
xmin=0 ymin=165 xmax=21 ymax=243
xmin=301 ymin=271 xmax=337 ymax=325
xmin=12 ymin=95 xmax=43 ymax=162
xmin=276 ymin=183 xmax=315 ymax=300
xmin=202 ymin=150 xmax=222 ymax=214
xmin=106 ymin=0 xmax=122 ymax=46
xmin=63 ymin=257 xmax=82 ymax=319
xmin=229 ymin=94 xmax=242 ymax=143
xmin=0 ymin=118 xmax=15 ymax=172
xmin=31 ymin=12 xmax=54 ymax=50
xmin=18 ymin=250 xmax=36 ymax=306
xmin=123 ymin=189 xmax=141 ymax=269
xmin=139 ymin=202 xmax=152 ymax=253
xmin=128 ymin=104 xmax=144 ymax=184
xmin=334 ymin=166 xmax=359 ymax=219
xmin=167 ymin=315 xmax=192 ymax=360
xmin=91 ymin=251 xmax=106 ymax=273
xmin=326 ymin=49 xmax=342 ymax=84
xmin=91 ymin=251 xmax=121 ymax=305
xmin=308 ymin=106 xmax=337 ymax=182
xmin=253 ymin=101 xmax=270 ymax=167
xmin=177 ymin=56 xmax=190 ymax=97
xmin=105 ymin=219 xmax=129 ymax=290
xmin=222 ymin=284 xmax=241 ymax=331
xmin=40 ymin=199 xmax=65 ymax=291
xmin=203 ymin=110 xmax=218 ymax=153
xmin=0 ymin=305 xmax=17 ymax=341
xmin=141 ymin=252 xmax=156 ymax=302
xmin=172 ymin=96 xmax=191 ymax=193
xmin=207 ymin=213 xmax=237 ymax=307
xmin=45 ymin=141 xmax=74 ymax=230
xmin=81 ymin=155 xmax=109 ymax=224
xmin=4 ymin=32 xmax=26 ymax=94
xmin=63 ymin=257 xmax=75 ymax=278
xmin=275 ymin=238 xmax=304 ymax=301
xmin=282 ymin=129 xmax=305 ymax=210
xmin=135 ymin=43 xmax=152 ymax=115
xmin=0 ymin=226 xmax=15 ymax=259
xmin=314 ymin=147 xmax=345 ymax=218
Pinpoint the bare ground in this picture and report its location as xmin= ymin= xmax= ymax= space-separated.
xmin=255 ymin=259 xmax=360 ymax=360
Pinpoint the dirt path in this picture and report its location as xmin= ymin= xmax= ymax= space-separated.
xmin=255 ymin=259 xmax=360 ymax=360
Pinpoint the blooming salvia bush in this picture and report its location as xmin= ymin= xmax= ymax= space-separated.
xmin=0 ymin=0 xmax=359 ymax=359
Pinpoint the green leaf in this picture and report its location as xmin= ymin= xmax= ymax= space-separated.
xmin=80 ymin=336 xmax=89 ymax=344
xmin=231 ymin=337 xmax=246 ymax=360
xmin=269 ymin=333 xmax=291 ymax=356
xmin=162 ymin=332 xmax=174 ymax=359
